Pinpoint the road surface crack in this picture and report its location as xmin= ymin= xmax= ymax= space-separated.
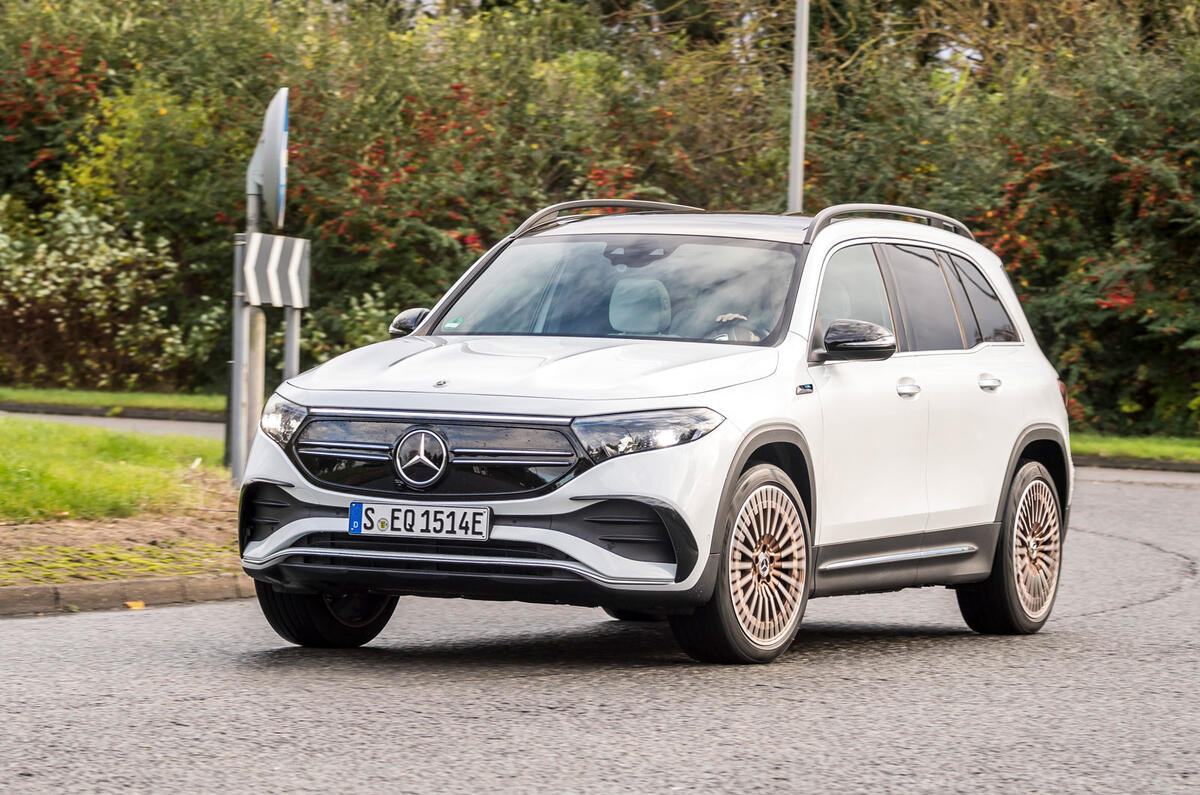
xmin=1059 ymin=525 xmax=1197 ymax=619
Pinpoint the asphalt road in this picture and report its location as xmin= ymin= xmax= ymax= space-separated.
xmin=0 ymin=410 xmax=224 ymax=439
xmin=1 ymin=467 xmax=1196 ymax=793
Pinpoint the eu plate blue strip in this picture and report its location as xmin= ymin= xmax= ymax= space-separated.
xmin=349 ymin=502 xmax=363 ymax=534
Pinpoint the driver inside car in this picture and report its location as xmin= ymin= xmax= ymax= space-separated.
xmin=712 ymin=313 xmax=761 ymax=342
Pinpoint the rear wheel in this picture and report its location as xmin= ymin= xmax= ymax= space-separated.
xmin=957 ymin=460 xmax=1063 ymax=634
xmin=669 ymin=464 xmax=810 ymax=664
xmin=255 ymin=581 xmax=398 ymax=648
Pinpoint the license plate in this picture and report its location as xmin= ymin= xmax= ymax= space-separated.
xmin=348 ymin=502 xmax=491 ymax=541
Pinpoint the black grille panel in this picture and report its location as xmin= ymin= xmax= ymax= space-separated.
xmin=239 ymin=482 xmax=347 ymax=553
xmin=298 ymin=532 xmax=573 ymax=562
xmin=279 ymin=559 xmax=587 ymax=585
xmin=499 ymin=501 xmax=676 ymax=564
xmin=283 ymin=533 xmax=584 ymax=582
xmin=291 ymin=417 xmax=586 ymax=500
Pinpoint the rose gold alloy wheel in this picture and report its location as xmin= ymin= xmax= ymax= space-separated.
xmin=728 ymin=484 xmax=807 ymax=648
xmin=1012 ymin=478 xmax=1062 ymax=620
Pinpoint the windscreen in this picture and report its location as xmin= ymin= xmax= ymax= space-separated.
xmin=433 ymin=234 xmax=800 ymax=345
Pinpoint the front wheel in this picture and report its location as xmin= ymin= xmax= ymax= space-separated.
xmin=255 ymin=581 xmax=398 ymax=648
xmin=669 ymin=464 xmax=811 ymax=664
xmin=957 ymin=460 xmax=1064 ymax=634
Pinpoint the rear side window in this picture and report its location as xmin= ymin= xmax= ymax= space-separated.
xmin=948 ymin=254 xmax=1019 ymax=343
xmin=939 ymin=252 xmax=982 ymax=345
xmin=880 ymin=244 xmax=965 ymax=351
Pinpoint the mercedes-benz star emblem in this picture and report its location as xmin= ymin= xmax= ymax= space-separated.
xmin=394 ymin=429 xmax=449 ymax=488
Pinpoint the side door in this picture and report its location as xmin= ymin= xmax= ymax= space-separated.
xmin=809 ymin=243 xmax=929 ymax=561
xmin=923 ymin=251 xmax=1029 ymax=529
xmin=875 ymin=243 xmax=1014 ymax=583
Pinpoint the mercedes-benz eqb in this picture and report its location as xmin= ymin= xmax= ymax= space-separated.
xmin=241 ymin=200 xmax=1072 ymax=664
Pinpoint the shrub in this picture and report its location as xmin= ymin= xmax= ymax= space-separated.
xmin=0 ymin=0 xmax=1196 ymax=433
xmin=0 ymin=186 xmax=191 ymax=388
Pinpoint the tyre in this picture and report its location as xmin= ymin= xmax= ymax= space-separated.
xmin=602 ymin=607 xmax=665 ymax=622
xmin=669 ymin=463 xmax=811 ymax=664
xmin=255 ymin=581 xmax=398 ymax=648
xmin=957 ymin=460 xmax=1064 ymax=634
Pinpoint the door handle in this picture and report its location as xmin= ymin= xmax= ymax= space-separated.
xmin=978 ymin=374 xmax=1002 ymax=392
xmin=896 ymin=381 xmax=922 ymax=397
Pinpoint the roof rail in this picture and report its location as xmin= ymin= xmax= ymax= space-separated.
xmin=797 ymin=203 xmax=973 ymax=244
xmin=513 ymin=199 xmax=704 ymax=237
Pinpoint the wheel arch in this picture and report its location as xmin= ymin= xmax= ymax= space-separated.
xmin=998 ymin=424 xmax=1071 ymax=530
xmin=711 ymin=424 xmax=815 ymax=556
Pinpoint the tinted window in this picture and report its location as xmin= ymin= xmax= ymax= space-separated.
xmin=815 ymin=245 xmax=893 ymax=339
xmin=939 ymin=251 xmax=982 ymax=346
xmin=950 ymin=254 xmax=1019 ymax=342
xmin=882 ymin=244 xmax=965 ymax=351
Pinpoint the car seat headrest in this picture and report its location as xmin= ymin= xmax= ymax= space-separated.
xmin=609 ymin=278 xmax=672 ymax=335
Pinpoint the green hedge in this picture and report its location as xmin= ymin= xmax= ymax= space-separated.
xmin=0 ymin=0 xmax=1197 ymax=434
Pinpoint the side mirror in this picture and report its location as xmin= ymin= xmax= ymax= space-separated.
xmin=820 ymin=319 xmax=896 ymax=361
xmin=389 ymin=307 xmax=430 ymax=337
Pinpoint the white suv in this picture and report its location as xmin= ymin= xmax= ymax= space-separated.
xmin=241 ymin=200 xmax=1072 ymax=664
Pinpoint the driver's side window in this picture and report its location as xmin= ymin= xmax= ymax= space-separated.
xmin=815 ymin=244 xmax=894 ymax=340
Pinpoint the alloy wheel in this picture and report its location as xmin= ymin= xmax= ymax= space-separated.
xmin=728 ymin=484 xmax=808 ymax=648
xmin=1012 ymin=479 xmax=1062 ymax=620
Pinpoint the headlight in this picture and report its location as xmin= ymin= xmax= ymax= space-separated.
xmin=260 ymin=394 xmax=307 ymax=447
xmin=571 ymin=408 xmax=724 ymax=464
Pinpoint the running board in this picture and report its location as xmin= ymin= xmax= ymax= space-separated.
xmin=811 ymin=523 xmax=1001 ymax=597
xmin=818 ymin=544 xmax=977 ymax=572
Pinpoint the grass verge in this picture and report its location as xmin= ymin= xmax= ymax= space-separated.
xmin=0 ymin=386 xmax=223 ymax=414
xmin=1071 ymin=433 xmax=1200 ymax=464
xmin=0 ymin=418 xmax=226 ymax=522
xmin=0 ymin=539 xmax=238 ymax=587
xmin=0 ymin=419 xmax=237 ymax=586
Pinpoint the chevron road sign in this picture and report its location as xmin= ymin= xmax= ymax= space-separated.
xmin=229 ymin=87 xmax=308 ymax=482
xmin=242 ymin=232 xmax=310 ymax=308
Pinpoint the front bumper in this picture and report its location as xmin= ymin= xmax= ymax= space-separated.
xmin=239 ymin=422 xmax=735 ymax=610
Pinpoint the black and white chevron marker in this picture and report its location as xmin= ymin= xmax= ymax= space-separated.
xmin=241 ymin=233 xmax=311 ymax=308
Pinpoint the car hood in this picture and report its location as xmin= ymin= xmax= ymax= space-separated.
xmin=288 ymin=335 xmax=778 ymax=401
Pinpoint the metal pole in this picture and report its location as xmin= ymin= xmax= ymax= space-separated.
xmin=247 ymin=306 xmax=267 ymax=458
xmin=283 ymin=307 xmax=301 ymax=380
xmin=230 ymin=192 xmax=261 ymax=484
xmin=245 ymin=191 xmax=263 ymax=464
xmin=229 ymin=232 xmax=248 ymax=483
xmin=787 ymin=0 xmax=810 ymax=214
xmin=223 ymin=360 xmax=233 ymax=468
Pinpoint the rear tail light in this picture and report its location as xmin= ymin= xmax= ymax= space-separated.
xmin=1058 ymin=379 xmax=1068 ymax=406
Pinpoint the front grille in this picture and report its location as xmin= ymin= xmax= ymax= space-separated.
xmin=291 ymin=416 xmax=588 ymax=500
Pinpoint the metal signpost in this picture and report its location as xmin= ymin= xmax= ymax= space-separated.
xmin=229 ymin=87 xmax=312 ymax=482
xmin=787 ymin=0 xmax=810 ymax=214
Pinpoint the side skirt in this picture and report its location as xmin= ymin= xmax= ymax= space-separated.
xmin=811 ymin=523 xmax=1000 ymax=598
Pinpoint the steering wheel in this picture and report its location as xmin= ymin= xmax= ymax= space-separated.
xmin=705 ymin=316 xmax=764 ymax=342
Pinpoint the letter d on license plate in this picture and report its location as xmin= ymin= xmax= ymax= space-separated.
xmin=349 ymin=502 xmax=491 ymax=541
